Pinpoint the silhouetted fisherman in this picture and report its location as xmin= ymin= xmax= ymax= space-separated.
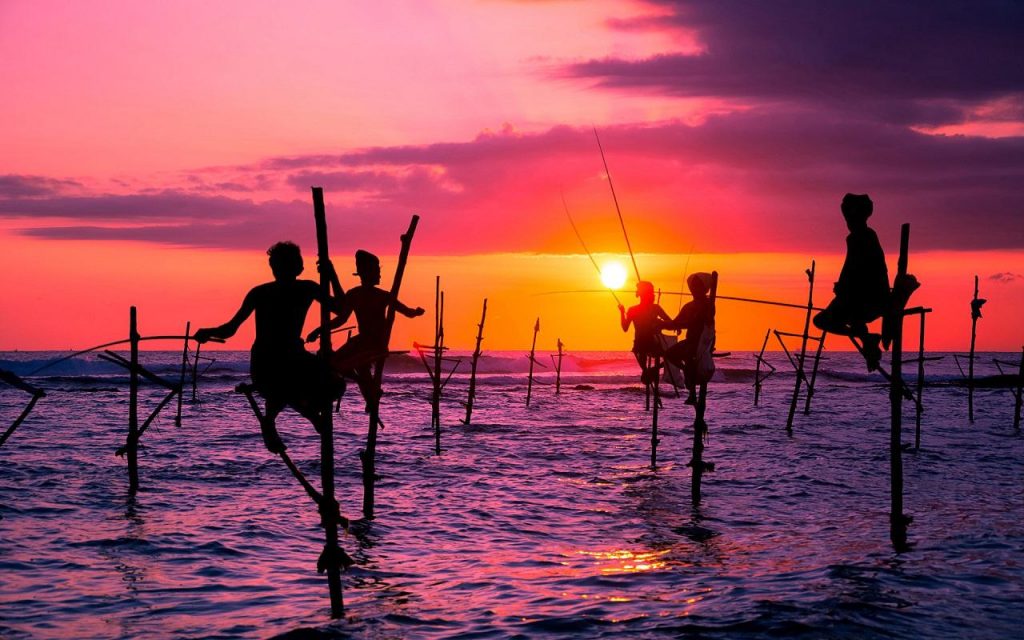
xmin=308 ymin=249 xmax=424 ymax=409
xmin=813 ymin=193 xmax=890 ymax=371
xmin=619 ymin=281 xmax=671 ymax=382
xmin=662 ymin=272 xmax=715 ymax=404
xmin=194 ymin=241 xmax=344 ymax=452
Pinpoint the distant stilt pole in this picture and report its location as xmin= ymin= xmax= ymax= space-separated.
xmin=312 ymin=187 xmax=345 ymax=617
xmin=787 ymin=261 xmax=815 ymax=435
xmin=691 ymin=271 xmax=718 ymax=504
xmin=363 ymin=215 xmax=419 ymax=520
xmin=553 ymin=339 xmax=564 ymax=396
xmin=175 ymin=322 xmax=190 ymax=428
xmin=968 ymin=275 xmax=980 ymax=423
xmin=127 ymin=306 xmax=140 ymax=495
xmin=526 ymin=318 xmax=540 ymax=407
xmin=462 ymin=298 xmax=488 ymax=425
xmin=432 ymin=279 xmax=444 ymax=455
xmin=754 ymin=329 xmax=770 ymax=406
xmin=890 ymin=223 xmax=911 ymax=551
xmin=802 ymin=331 xmax=826 ymax=415
xmin=190 ymin=341 xmax=202 ymax=401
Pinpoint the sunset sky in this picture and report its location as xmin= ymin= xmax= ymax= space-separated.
xmin=1 ymin=0 xmax=1021 ymax=351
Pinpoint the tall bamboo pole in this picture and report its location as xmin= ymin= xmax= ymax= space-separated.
xmin=127 ymin=307 xmax=140 ymax=495
xmin=311 ymin=187 xmax=344 ymax=617
xmin=175 ymin=322 xmax=190 ymax=428
xmin=362 ymin=215 xmax=419 ymax=519
xmin=432 ymin=280 xmax=444 ymax=455
xmin=968 ymin=275 xmax=980 ymax=422
xmin=463 ymin=298 xmax=487 ymax=425
xmin=526 ymin=318 xmax=540 ymax=407
xmin=190 ymin=341 xmax=202 ymax=401
xmin=890 ymin=224 xmax=911 ymax=551
xmin=915 ymin=312 xmax=926 ymax=450
xmin=787 ymin=262 xmax=815 ymax=434
xmin=691 ymin=271 xmax=718 ymax=504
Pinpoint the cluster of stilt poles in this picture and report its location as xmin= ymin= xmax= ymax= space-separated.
xmin=7 ymin=187 xmax=1024 ymax=620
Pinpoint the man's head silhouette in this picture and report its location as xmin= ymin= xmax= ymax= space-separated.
xmin=841 ymin=193 xmax=873 ymax=231
xmin=267 ymin=241 xmax=304 ymax=280
xmin=635 ymin=280 xmax=655 ymax=303
xmin=354 ymin=250 xmax=381 ymax=285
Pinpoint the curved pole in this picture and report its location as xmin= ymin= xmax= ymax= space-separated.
xmin=28 ymin=334 xmax=221 ymax=376
xmin=593 ymin=127 xmax=640 ymax=281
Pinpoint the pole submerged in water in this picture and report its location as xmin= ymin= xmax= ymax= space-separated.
xmin=526 ymin=318 xmax=540 ymax=407
xmin=362 ymin=214 xmax=419 ymax=520
xmin=890 ymin=223 xmax=911 ymax=551
xmin=968 ymin=275 xmax=981 ymax=423
xmin=175 ymin=321 xmax=190 ymax=428
xmin=691 ymin=271 xmax=718 ymax=504
xmin=553 ymin=339 xmax=564 ymax=396
xmin=127 ymin=306 xmax=140 ymax=495
xmin=463 ymin=298 xmax=488 ymax=425
xmin=311 ymin=187 xmax=345 ymax=617
xmin=787 ymin=261 xmax=815 ymax=435
xmin=432 ymin=278 xmax=444 ymax=455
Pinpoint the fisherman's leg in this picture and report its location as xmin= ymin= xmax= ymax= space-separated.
xmin=813 ymin=299 xmax=856 ymax=336
xmin=260 ymin=399 xmax=288 ymax=453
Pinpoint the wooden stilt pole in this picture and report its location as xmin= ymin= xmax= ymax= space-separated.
xmin=0 ymin=370 xmax=45 ymax=449
xmin=311 ymin=187 xmax=344 ymax=617
xmin=127 ymin=307 xmax=140 ymax=495
xmin=432 ymin=279 xmax=444 ymax=455
xmin=362 ymin=215 xmax=419 ymax=520
xmin=915 ymin=312 xmax=926 ymax=450
xmin=802 ymin=331 xmax=826 ymax=415
xmin=553 ymin=339 xmax=564 ymax=396
xmin=890 ymin=223 xmax=911 ymax=551
xmin=1015 ymin=347 xmax=1023 ymax=432
xmin=462 ymin=298 xmax=487 ymax=425
xmin=968 ymin=275 xmax=980 ymax=423
xmin=691 ymin=271 xmax=718 ymax=504
xmin=787 ymin=262 xmax=815 ymax=435
xmin=754 ymin=329 xmax=770 ymax=406
xmin=650 ymin=354 xmax=661 ymax=469
xmin=526 ymin=318 xmax=540 ymax=407
xmin=175 ymin=322 xmax=190 ymax=428
xmin=190 ymin=341 xmax=202 ymax=401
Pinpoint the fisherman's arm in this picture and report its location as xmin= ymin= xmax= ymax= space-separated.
xmin=391 ymin=296 xmax=425 ymax=318
xmin=194 ymin=291 xmax=256 ymax=343
xmin=619 ymin=304 xmax=630 ymax=332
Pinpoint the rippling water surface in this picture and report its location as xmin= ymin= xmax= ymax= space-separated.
xmin=1 ymin=350 xmax=1022 ymax=639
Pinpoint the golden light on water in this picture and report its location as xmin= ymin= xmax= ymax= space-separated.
xmin=600 ymin=261 xmax=628 ymax=290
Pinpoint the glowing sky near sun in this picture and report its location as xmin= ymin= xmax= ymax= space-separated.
xmin=1 ymin=0 xmax=1021 ymax=351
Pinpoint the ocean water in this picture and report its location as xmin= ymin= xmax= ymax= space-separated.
xmin=1 ymin=349 xmax=1022 ymax=639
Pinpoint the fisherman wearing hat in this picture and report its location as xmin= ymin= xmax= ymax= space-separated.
xmin=308 ymin=249 xmax=424 ymax=409
xmin=813 ymin=193 xmax=890 ymax=370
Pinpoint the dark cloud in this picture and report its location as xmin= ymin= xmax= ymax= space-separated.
xmin=567 ymin=0 xmax=1024 ymax=126
xmin=4 ymin=112 xmax=1023 ymax=254
xmin=0 ymin=175 xmax=82 ymax=198
xmin=988 ymin=272 xmax=1022 ymax=284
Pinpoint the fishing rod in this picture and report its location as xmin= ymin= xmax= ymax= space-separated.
xmin=677 ymin=244 xmax=694 ymax=315
xmin=28 ymin=334 xmax=223 ymax=376
xmin=594 ymin=126 xmax=641 ymax=282
xmin=561 ymin=191 xmax=624 ymax=307
xmin=537 ymin=289 xmax=825 ymax=312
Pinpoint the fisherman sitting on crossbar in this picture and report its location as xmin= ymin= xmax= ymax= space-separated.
xmin=194 ymin=241 xmax=345 ymax=452
xmin=307 ymin=249 xmax=424 ymax=411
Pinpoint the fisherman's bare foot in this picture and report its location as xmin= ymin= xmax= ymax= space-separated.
xmin=684 ymin=391 xmax=697 ymax=405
